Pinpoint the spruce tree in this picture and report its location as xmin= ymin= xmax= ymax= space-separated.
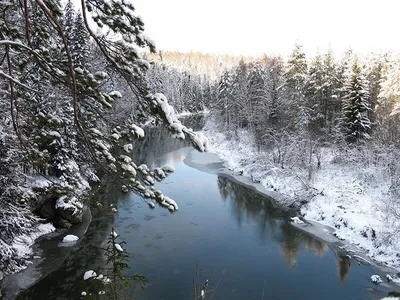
xmin=342 ymin=59 xmax=372 ymax=142
xmin=284 ymin=43 xmax=309 ymax=132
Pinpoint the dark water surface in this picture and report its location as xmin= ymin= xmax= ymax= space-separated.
xmin=14 ymin=126 xmax=398 ymax=300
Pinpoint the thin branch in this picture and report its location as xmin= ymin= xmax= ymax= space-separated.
xmin=0 ymin=70 xmax=38 ymax=92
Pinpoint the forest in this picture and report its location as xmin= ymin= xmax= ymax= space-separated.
xmin=1 ymin=0 xmax=400 ymax=298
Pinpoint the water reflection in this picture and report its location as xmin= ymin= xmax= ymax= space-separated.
xmin=216 ymin=176 xmax=331 ymax=270
xmin=336 ymin=256 xmax=351 ymax=283
xmin=13 ymin=121 xmax=397 ymax=299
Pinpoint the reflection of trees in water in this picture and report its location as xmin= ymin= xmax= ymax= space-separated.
xmin=216 ymin=176 xmax=331 ymax=272
xmin=303 ymin=235 xmax=328 ymax=258
xmin=217 ymin=176 xmax=284 ymax=231
xmin=336 ymin=256 xmax=351 ymax=283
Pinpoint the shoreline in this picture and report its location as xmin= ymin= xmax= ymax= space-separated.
xmin=184 ymin=147 xmax=400 ymax=283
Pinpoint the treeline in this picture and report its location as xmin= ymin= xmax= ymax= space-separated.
xmin=213 ymin=45 xmax=400 ymax=149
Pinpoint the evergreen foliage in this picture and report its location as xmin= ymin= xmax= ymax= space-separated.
xmin=342 ymin=59 xmax=372 ymax=142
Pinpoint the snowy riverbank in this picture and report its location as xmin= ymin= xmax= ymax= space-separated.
xmin=202 ymin=124 xmax=400 ymax=272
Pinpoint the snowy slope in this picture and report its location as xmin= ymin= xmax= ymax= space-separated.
xmin=202 ymin=123 xmax=400 ymax=271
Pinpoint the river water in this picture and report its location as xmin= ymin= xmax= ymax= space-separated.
xmin=12 ymin=124 xmax=400 ymax=300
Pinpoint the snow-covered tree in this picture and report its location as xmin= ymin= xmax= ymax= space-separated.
xmin=283 ymin=44 xmax=309 ymax=132
xmin=342 ymin=59 xmax=372 ymax=142
xmin=0 ymin=0 xmax=207 ymax=275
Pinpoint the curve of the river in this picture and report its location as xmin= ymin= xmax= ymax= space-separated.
xmin=10 ymin=125 xmax=400 ymax=300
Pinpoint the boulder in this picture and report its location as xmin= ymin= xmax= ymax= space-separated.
xmin=38 ymin=198 xmax=57 ymax=220
xmin=56 ymin=207 xmax=83 ymax=224
xmin=54 ymin=215 xmax=72 ymax=229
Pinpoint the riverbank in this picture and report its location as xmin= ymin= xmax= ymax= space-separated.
xmin=201 ymin=124 xmax=400 ymax=273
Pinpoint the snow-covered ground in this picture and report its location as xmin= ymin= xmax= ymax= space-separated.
xmin=12 ymin=223 xmax=56 ymax=261
xmin=202 ymin=123 xmax=400 ymax=272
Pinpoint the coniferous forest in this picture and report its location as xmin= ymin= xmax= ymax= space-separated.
xmin=1 ymin=0 xmax=400 ymax=299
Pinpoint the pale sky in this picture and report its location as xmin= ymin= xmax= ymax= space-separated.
xmin=132 ymin=0 xmax=400 ymax=57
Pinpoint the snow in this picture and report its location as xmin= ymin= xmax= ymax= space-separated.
xmin=114 ymin=243 xmax=123 ymax=252
xmin=162 ymin=165 xmax=175 ymax=173
xmin=123 ymin=143 xmax=133 ymax=153
xmin=203 ymin=121 xmax=400 ymax=271
xmin=74 ymin=67 xmax=84 ymax=74
xmin=111 ymin=231 xmax=118 ymax=238
xmin=32 ymin=176 xmax=52 ymax=188
xmin=291 ymin=217 xmax=304 ymax=224
xmin=94 ymin=71 xmax=108 ymax=79
xmin=81 ymin=291 xmax=87 ymax=296
xmin=83 ymin=270 xmax=97 ymax=280
xmin=164 ymin=196 xmax=179 ymax=210
xmin=370 ymin=275 xmax=383 ymax=284
xmin=380 ymin=298 xmax=399 ymax=300
xmin=48 ymin=131 xmax=61 ymax=138
xmin=12 ymin=223 xmax=55 ymax=258
xmin=130 ymin=123 xmax=145 ymax=138
xmin=56 ymin=196 xmax=83 ymax=216
xmin=62 ymin=234 xmax=79 ymax=243
xmin=109 ymin=90 xmax=122 ymax=98
xmin=121 ymin=163 xmax=137 ymax=176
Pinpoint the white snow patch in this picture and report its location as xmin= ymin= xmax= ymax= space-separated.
xmin=62 ymin=234 xmax=79 ymax=243
xmin=83 ymin=270 xmax=97 ymax=280
xmin=56 ymin=196 xmax=83 ymax=216
xmin=123 ymin=143 xmax=133 ymax=153
xmin=162 ymin=165 xmax=175 ymax=173
xmin=291 ymin=217 xmax=304 ymax=224
xmin=114 ymin=243 xmax=123 ymax=252
xmin=32 ymin=176 xmax=52 ymax=188
xmin=371 ymin=274 xmax=383 ymax=284
xmin=12 ymin=223 xmax=55 ymax=258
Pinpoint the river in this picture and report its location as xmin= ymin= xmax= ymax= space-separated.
xmin=10 ymin=122 xmax=400 ymax=300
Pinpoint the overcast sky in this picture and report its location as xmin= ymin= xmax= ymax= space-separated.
xmin=131 ymin=0 xmax=400 ymax=57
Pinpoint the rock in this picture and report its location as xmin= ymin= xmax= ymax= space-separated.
xmin=370 ymin=274 xmax=383 ymax=284
xmin=56 ymin=206 xmax=83 ymax=224
xmin=39 ymin=197 xmax=57 ymax=220
xmin=54 ymin=215 xmax=72 ymax=229
xmin=62 ymin=234 xmax=79 ymax=243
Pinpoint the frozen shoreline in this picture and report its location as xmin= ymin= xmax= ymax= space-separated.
xmin=199 ymin=125 xmax=400 ymax=275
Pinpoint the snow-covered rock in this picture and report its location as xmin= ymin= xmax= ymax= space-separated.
xmin=62 ymin=234 xmax=79 ymax=243
xmin=291 ymin=217 xmax=305 ymax=224
xmin=370 ymin=274 xmax=383 ymax=284
xmin=83 ymin=270 xmax=97 ymax=280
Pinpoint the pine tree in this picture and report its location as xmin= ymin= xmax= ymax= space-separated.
xmin=216 ymin=70 xmax=234 ymax=130
xmin=247 ymin=60 xmax=266 ymax=131
xmin=0 ymin=0 xmax=207 ymax=275
xmin=284 ymin=43 xmax=309 ymax=132
xmin=342 ymin=59 xmax=372 ymax=142
xmin=71 ymin=13 xmax=90 ymax=67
